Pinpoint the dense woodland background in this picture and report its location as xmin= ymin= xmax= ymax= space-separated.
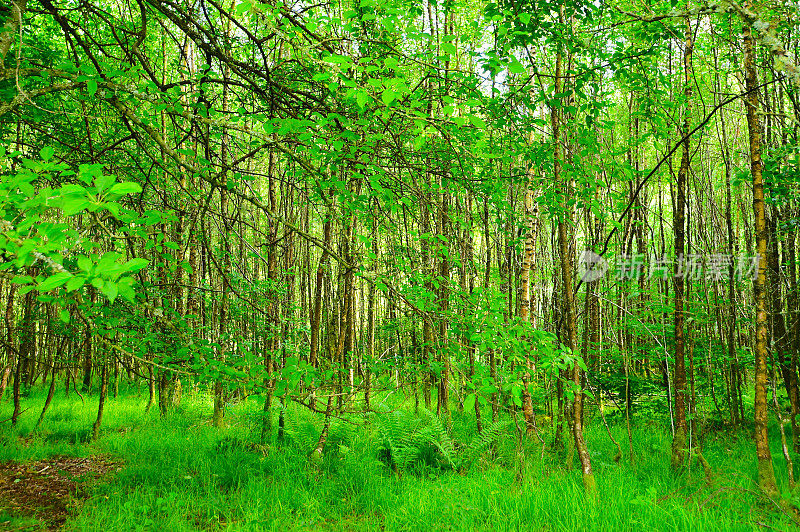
xmin=1 ymin=0 xmax=800 ymax=527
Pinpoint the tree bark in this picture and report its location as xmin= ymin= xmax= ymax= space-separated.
xmin=553 ymin=30 xmax=596 ymax=493
xmin=744 ymin=16 xmax=780 ymax=497
xmin=671 ymin=14 xmax=693 ymax=470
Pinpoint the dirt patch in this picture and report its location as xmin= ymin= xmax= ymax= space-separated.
xmin=0 ymin=456 xmax=122 ymax=530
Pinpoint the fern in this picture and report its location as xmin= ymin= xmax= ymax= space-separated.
xmin=461 ymin=419 xmax=510 ymax=470
xmin=377 ymin=409 xmax=421 ymax=471
xmin=418 ymin=408 xmax=457 ymax=470
xmin=376 ymin=409 xmax=508 ymax=475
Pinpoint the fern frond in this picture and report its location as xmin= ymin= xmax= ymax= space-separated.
xmin=462 ymin=419 xmax=511 ymax=470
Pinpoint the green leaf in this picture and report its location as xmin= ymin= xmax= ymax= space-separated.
xmin=61 ymin=197 xmax=91 ymax=216
xmin=95 ymin=173 xmax=115 ymax=193
xmin=18 ymin=285 xmax=35 ymax=296
xmin=40 ymin=146 xmax=54 ymax=161
xmin=59 ymin=309 xmax=70 ymax=323
xmin=87 ymin=79 xmax=97 ymax=98
xmin=37 ymin=272 xmax=72 ymax=292
xmin=117 ymin=276 xmax=135 ymax=302
xmin=468 ymin=115 xmax=486 ymax=129
xmin=66 ymin=276 xmax=85 ymax=292
xmin=96 ymin=251 xmax=121 ymax=273
xmin=109 ymin=182 xmax=142 ymax=195
xmin=122 ymin=258 xmax=149 ymax=272
xmin=101 ymin=280 xmax=118 ymax=303
xmin=77 ymin=256 xmax=92 ymax=273
xmin=19 ymin=180 xmax=34 ymax=197
xmin=235 ymin=0 xmax=252 ymax=14
xmin=381 ymin=90 xmax=396 ymax=106
xmin=508 ymin=56 xmax=527 ymax=75
xmin=464 ymin=393 xmax=476 ymax=412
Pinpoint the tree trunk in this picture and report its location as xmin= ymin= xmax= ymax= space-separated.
xmin=671 ymin=14 xmax=693 ymax=470
xmin=92 ymin=357 xmax=108 ymax=441
xmin=520 ymin=186 xmax=540 ymax=436
xmin=553 ymin=30 xmax=596 ymax=493
xmin=744 ymin=17 xmax=780 ymax=498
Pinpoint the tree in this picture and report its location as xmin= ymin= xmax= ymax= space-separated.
xmin=743 ymin=11 xmax=780 ymax=498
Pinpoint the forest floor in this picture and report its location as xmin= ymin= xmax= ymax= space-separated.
xmin=0 ymin=387 xmax=798 ymax=531
xmin=0 ymin=455 xmax=121 ymax=529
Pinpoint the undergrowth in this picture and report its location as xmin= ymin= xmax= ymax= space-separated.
xmin=0 ymin=386 xmax=797 ymax=531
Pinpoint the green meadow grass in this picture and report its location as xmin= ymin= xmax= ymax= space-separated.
xmin=0 ymin=386 xmax=797 ymax=531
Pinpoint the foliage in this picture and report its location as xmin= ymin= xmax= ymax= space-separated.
xmin=0 ymin=389 xmax=797 ymax=530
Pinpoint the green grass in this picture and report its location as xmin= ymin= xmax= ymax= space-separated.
xmin=0 ymin=386 xmax=798 ymax=531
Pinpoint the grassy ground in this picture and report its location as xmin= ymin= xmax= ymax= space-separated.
xmin=0 ymin=386 xmax=798 ymax=531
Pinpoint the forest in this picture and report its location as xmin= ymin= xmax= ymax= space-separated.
xmin=0 ymin=0 xmax=799 ymax=529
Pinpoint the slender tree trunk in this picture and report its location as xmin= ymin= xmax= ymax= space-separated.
xmin=520 ymin=186 xmax=540 ymax=436
xmin=92 ymin=356 xmax=108 ymax=441
xmin=483 ymin=199 xmax=499 ymax=423
xmin=34 ymin=364 xmax=57 ymax=432
xmin=311 ymin=395 xmax=334 ymax=462
xmin=12 ymin=290 xmax=34 ymax=426
xmin=366 ymin=203 xmax=378 ymax=411
xmin=788 ymin=222 xmax=800 ymax=451
xmin=422 ymin=194 xmax=434 ymax=410
xmin=82 ymin=309 xmax=92 ymax=393
xmin=309 ymin=197 xmax=333 ymax=410
xmin=437 ymin=180 xmax=450 ymax=421
xmin=553 ymin=30 xmax=596 ymax=493
xmin=767 ymin=212 xmax=799 ymax=446
xmin=744 ymin=17 xmax=780 ymax=498
xmin=671 ymin=14 xmax=693 ymax=469
xmin=146 ymin=366 xmax=155 ymax=413
xmin=0 ymin=365 xmax=10 ymax=402
xmin=3 ymin=283 xmax=14 ymax=408
xmin=261 ymin=148 xmax=279 ymax=442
